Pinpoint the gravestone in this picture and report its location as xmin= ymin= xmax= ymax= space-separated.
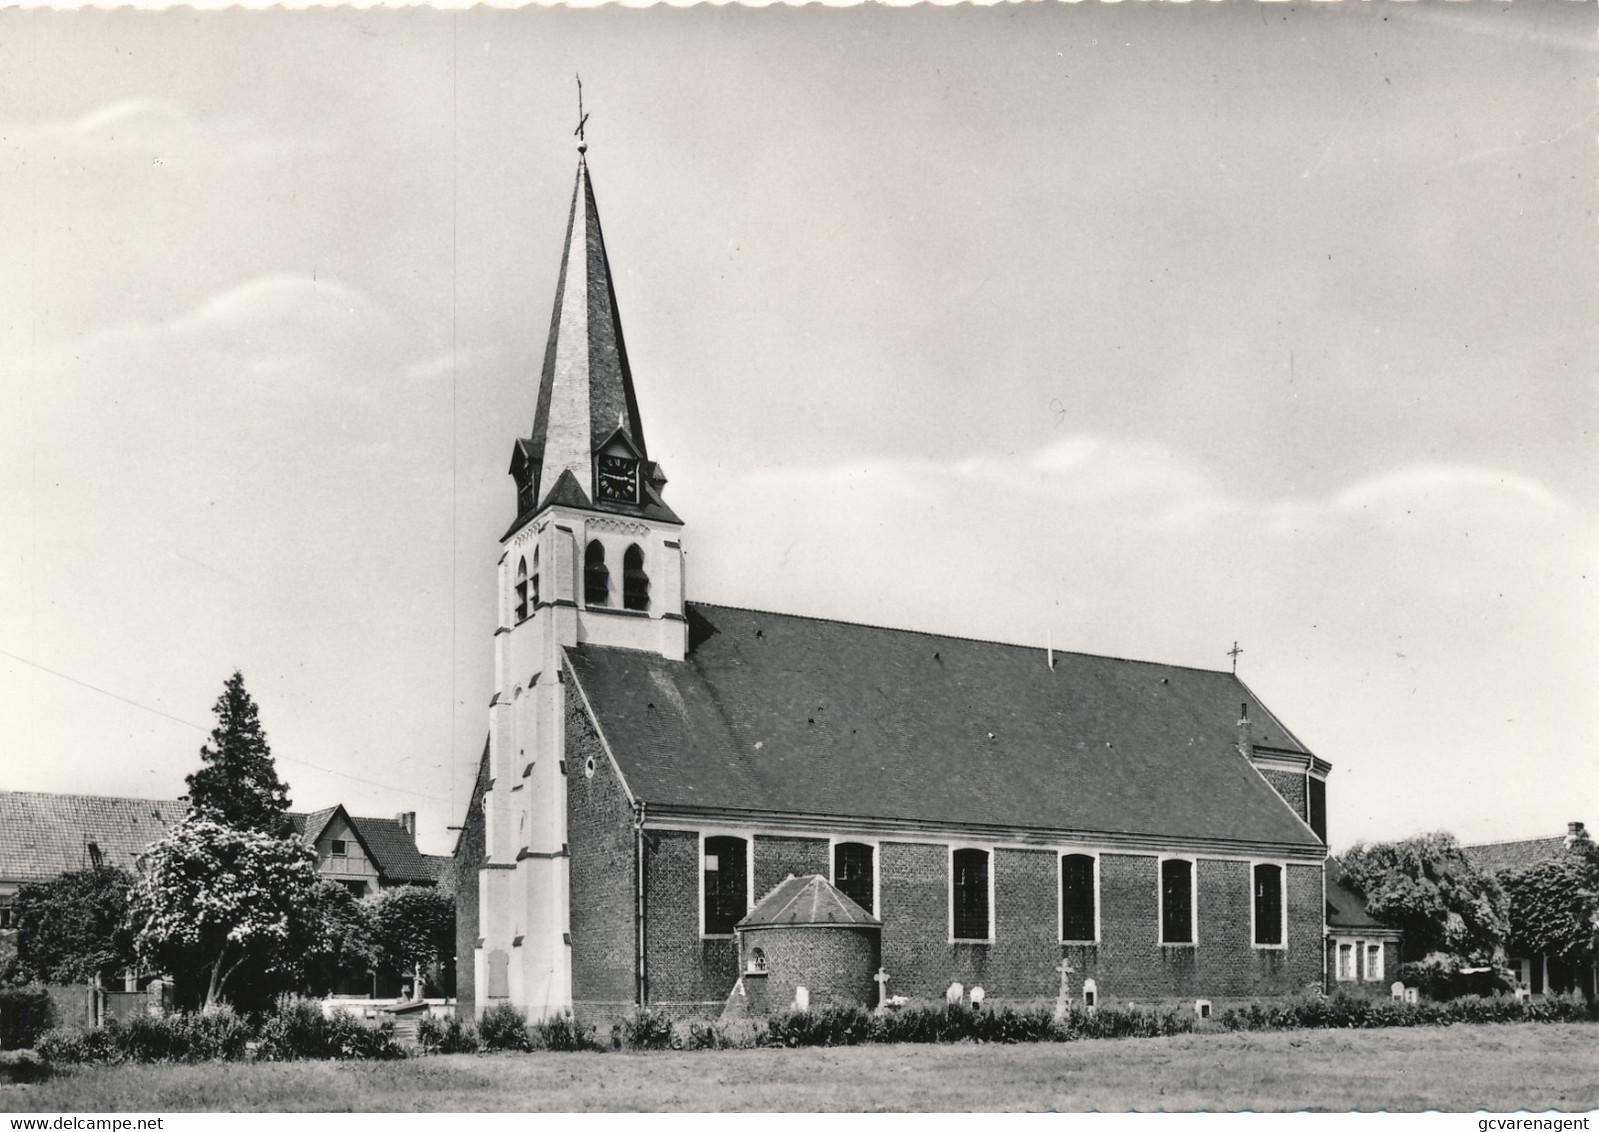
xmin=1053 ymin=958 xmax=1076 ymax=1020
xmin=487 ymin=950 xmax=510 ymax=999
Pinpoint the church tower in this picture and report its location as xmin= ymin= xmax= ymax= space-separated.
xmin=475 ymin=145 xmax=686 ymax=1019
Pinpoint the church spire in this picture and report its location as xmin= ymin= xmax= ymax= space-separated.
xmin=523 ymin=154 xmax=649 ymax=512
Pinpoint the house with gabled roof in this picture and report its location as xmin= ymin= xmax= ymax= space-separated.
xmin=1465 ymin=821 xmax=1594 ymax=998
xmin=0 ymin=791 xmax=446 ymax=923
xmin=289 ymin=806 xmax=448 ymax=898
xmin=453 ymin=141 xmax=1334 ymax=1027
xmin=1323 ymin=858 xmax=1402 ymax=997
xmin=0 ymin=791 xmax=186 ymax=931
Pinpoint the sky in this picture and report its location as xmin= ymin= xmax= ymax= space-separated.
xmin=1 ymin=2 xmax=1594 ymax=856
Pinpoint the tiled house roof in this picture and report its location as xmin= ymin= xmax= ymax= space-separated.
xmin=1324 ymin=858 xmax=1399 ymax=934
xmin=288 ymin=806 xmax=441 ymax=887
xmin=0 ymin=791 xmax=186 ymax=884
xmin=356 ymin=817 xmax=440 ymax=886
xmin=738 ymin=875 xmax=880 ymax=930
xmin=565 ymin=603 xmax=1324 ymax=856
xmin=1464 ymin=836 xmax=1571 ymax=875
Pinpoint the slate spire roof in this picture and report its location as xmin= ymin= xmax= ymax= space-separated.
xmin=528 ymin=157 xmax=644 ymax=496
xmin=506 ymin=154 xmax=680 ymax=535
xmin=738 ymin=874 xmax=881 ymax=930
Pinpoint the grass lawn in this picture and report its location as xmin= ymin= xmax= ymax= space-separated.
xmin=5 ymin=1023 xmax=1596 ymax=1112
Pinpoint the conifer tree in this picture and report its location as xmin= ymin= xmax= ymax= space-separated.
xmin=185 ymin=670 xmax=293 ymax=836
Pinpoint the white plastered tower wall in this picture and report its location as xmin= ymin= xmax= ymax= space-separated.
xmin=474 ymin=148 xmax=687 ymax=1021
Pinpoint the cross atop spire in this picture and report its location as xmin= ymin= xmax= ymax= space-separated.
xmin=1228 ymin=641 xmax=1243 ymax=674
xmin=574 ymin=74 xmax=590 ymax=152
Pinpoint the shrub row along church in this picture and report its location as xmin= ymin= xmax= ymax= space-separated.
xmin=452 ymin=144 xmax=1333 ymax=1025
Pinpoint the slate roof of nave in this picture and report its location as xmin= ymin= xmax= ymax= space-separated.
xmin=565 ymin=603 xmax=1324 ymax=852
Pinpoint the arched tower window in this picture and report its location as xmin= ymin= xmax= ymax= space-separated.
xmin=584 ymin=541 xmax=610 ymax=607
xmin=530 ymin=546 xmax=540 ymax=610
xmin=514 ymin=557 xmax=529 ymax=622
xmin=623 ymin=544 xmax=649 ymax=611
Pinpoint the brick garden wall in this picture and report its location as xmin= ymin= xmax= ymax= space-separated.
xmin=565 ymin=698 xmax=638 ymax=1027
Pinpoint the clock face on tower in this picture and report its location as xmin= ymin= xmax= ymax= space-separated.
xmin=596 ymin=454 xmax=640 ymax=504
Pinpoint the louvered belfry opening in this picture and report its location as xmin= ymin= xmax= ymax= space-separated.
xmin=584 ymin=540 xmax=610 ymax=606
xmin=622 ymin=543 xmax=649 ymax=611
xmin=514 ymin=556 xmax=530 ymax=621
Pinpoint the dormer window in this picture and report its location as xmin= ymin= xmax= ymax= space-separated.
xmin=596 ymin=453 xmax=640 ymax=504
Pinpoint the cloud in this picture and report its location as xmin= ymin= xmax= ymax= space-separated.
xmin=1 ymin=98 xmax=330 ymax=165
xmin=1333 ymin=466 xmax=1565 ymax=517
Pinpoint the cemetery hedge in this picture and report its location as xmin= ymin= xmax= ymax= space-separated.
xmin=27 ymin=993 xmax=1596 ymax=1066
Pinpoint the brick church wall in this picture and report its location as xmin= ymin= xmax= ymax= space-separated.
xmin=754 ymin=835 xmax=830 ymax=901
xmin=1259 ymin=769 xmax=1309 ymax=826
xmin=620 ymin=829 xmax=1326 ymax=1020
xmin=565 ymin=697 xmax=638 ymax=1029
xmin=642 ymin=828 xmax=740 ymax=1018
xmin=451 ymin=741 xmax=490 ymax=1019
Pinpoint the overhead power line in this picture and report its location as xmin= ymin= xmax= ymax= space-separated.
xmin=0 ymin=647 xmax=439 ymax=802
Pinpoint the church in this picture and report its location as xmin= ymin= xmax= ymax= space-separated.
xmin=452 ymin=142 xmax=1332 ymax=1027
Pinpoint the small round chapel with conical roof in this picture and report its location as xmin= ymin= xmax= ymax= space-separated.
xmin=723 ymin=874 xmax=882 ymax=1020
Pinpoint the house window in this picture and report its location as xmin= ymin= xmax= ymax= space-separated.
xmin=1307 ymin=777 xmax=1327 ymax=843
xmin=1253 ymin=863 xmax=1284 ymax=947
xmin=833 ymin=842 xmax=875 ymax=915
xmin=951 ymin=848 xmax=990 ymax=942
xmin=584 ymin=541 xmax=610 ymax=607
xmin=514 ymin=556 xmax=530 ymax=622
xmin=703 ymin=835 xmax=748 ymax=936
xmin=1060 ymin=853 xmax=1096 ymax=942
xmin=339 ymin=880 xmax=366 ymax=898
xmin=1336 ymin=941 xmax=1356 ymax=981
xmin=330 ymin=839 xmax=348 ymax=857
xmin=0 ymin=902 xmax=14 ymax=930
xmin=623 ymin=544 xmax=649 ymax=611
xmin=1364 ymin=941 xmax=1384 ymax=982
xmin=1160 ymin=858 xmax=1195 ymax=944
xmin=1530 ymin=956 xmax=1545 ymax=995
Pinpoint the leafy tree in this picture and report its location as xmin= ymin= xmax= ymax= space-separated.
xmin=12 ymin=867 xmax=136 ymax=985
xmin=1338 ymin=832 xmax=1509 ymax=963
xmin=130 ymin=816 xmax=319 ymax=1009
xmin=185 ymin=670 xmax=293 ymax=836
xmin=365 ymin=885 xmax=455 ymax=996
xmin=1500 ymin=838 xmax=1599 ymax=969
xmin=302 ymin=880 xmax=377 ymax=997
